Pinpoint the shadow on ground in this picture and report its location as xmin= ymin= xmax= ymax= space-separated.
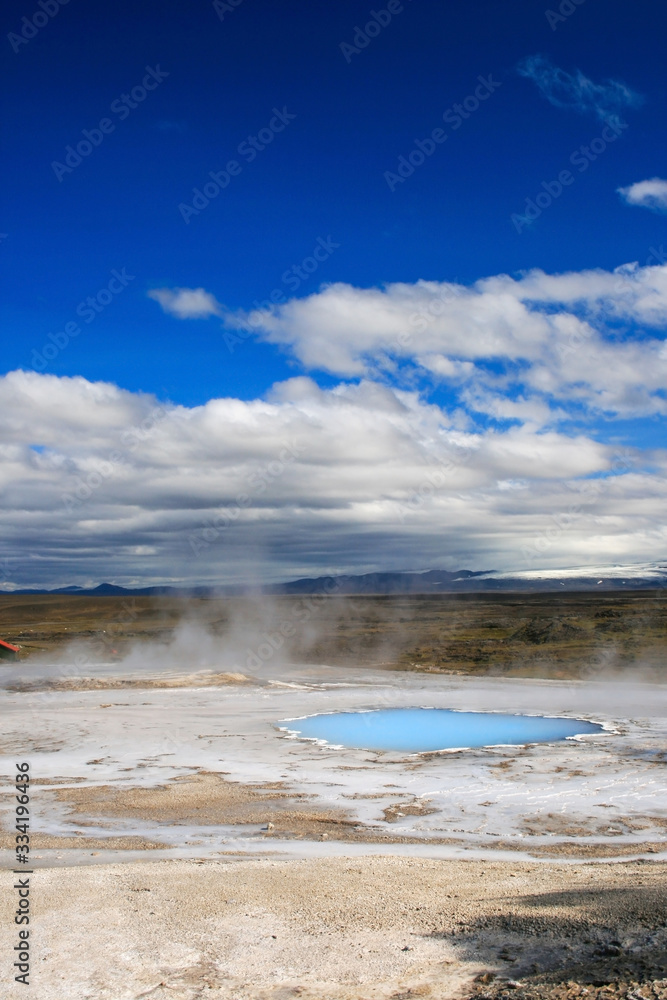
xmin=440 ymin=882 xmax=667 ymax=998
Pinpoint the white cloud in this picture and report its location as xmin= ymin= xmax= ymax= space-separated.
xmin=618 ymin=177 xmax=667 ymax=213
xmin=225 ymin=263 xmax=667 ymax=419
xmin=517 ymin=55 xmax=642 ymax=120
xmin=0 ymin=368 xmax=664 ymax=589
xmin=4 ymin=258 xmax=667 ymax=588
xmin=148 ymin=286 xmax=222 ymax=319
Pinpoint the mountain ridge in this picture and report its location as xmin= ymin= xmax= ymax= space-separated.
xmin=4 ymin=566 xmax=667 ymax=597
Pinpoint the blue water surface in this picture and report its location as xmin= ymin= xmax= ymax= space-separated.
xmin=279 ymin=708 xmax=602 ymax=752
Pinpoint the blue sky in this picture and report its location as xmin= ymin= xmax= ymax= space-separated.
xmin=1 ymin=0 xmax=666 ymax=586
xmin=3 ymin=0 xmax=665 ymax=402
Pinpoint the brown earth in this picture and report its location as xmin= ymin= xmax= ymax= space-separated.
xmin=24 ymin=771 xmax=667 ymax=857
xmin=0 ymin=590 xmax=665 ymax=680
xmin=6 ymin=670 xmax=252 ymax=692
xmin=1 ymin=592 xmax=665 ymax=997
xmin=0 ymin=856 xmax=664 ymax=999
xmin=0 ymin=832 xmax=166 ymax=850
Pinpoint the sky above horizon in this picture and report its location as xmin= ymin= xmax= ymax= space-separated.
xmin=1 ymin=0 xmax=666 ymax=588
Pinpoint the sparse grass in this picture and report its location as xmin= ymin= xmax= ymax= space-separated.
xmin=0 ymin=591 xmax=664 ymax=680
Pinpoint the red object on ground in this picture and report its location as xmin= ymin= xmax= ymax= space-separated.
xmin=0 ymin=638 xmax=20 ymax=660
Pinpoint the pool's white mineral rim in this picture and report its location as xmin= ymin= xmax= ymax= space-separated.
xmin=0 ymin=663 xmax=665 ymax=863
xmin=277 ymin=706 xmax=606 ymax=753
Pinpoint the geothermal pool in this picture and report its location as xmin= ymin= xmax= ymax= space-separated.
xmin=279 ymin=707 xmax=603 ymax=752
xmin=3 ymin=666 xmax=666 ymax=864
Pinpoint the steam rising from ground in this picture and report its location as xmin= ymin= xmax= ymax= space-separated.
xmin=2 ymin=594 xmax=379 ymax=687
xmin=1 ymin=594 xmax=665 ymax=867
xmin=2 ymin=592 xmax=665 ymax=709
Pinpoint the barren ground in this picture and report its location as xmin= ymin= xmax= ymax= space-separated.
xmin=1 ymin=856 xmax=665 ymax=999
xmin=1 ymin=590 xmax=665 ymax=679
xmin=0 ymin=593 xmax=664 ymax=998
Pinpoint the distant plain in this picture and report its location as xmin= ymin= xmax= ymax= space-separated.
xmin=1 ymin=590 xmax=665 ymax=680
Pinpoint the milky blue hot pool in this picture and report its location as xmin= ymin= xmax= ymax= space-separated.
xmin=278 ymin=708 xmax=603 ymax=752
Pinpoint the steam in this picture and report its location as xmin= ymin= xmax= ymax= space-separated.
xmin=1 ymin=590 xmax=664 ymax=709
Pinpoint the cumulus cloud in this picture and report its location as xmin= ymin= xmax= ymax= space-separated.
xmin=0 ymin=367 xmax=664 ymax=589
xmin=148 ymin=286 xmax=222 ymax=319
xmin=618 ymin=177 xmax=667 ymax=213
xmin=4 ymin=259 xmax=667 ymax=588
xmin=517 ymin=55 xmax=643 ymax=120
xmin=225 ymin=263 xmax=667 ymax=419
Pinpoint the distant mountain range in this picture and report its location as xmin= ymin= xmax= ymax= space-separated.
xmin=6 ymin=566 xmax=667 ymax=596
